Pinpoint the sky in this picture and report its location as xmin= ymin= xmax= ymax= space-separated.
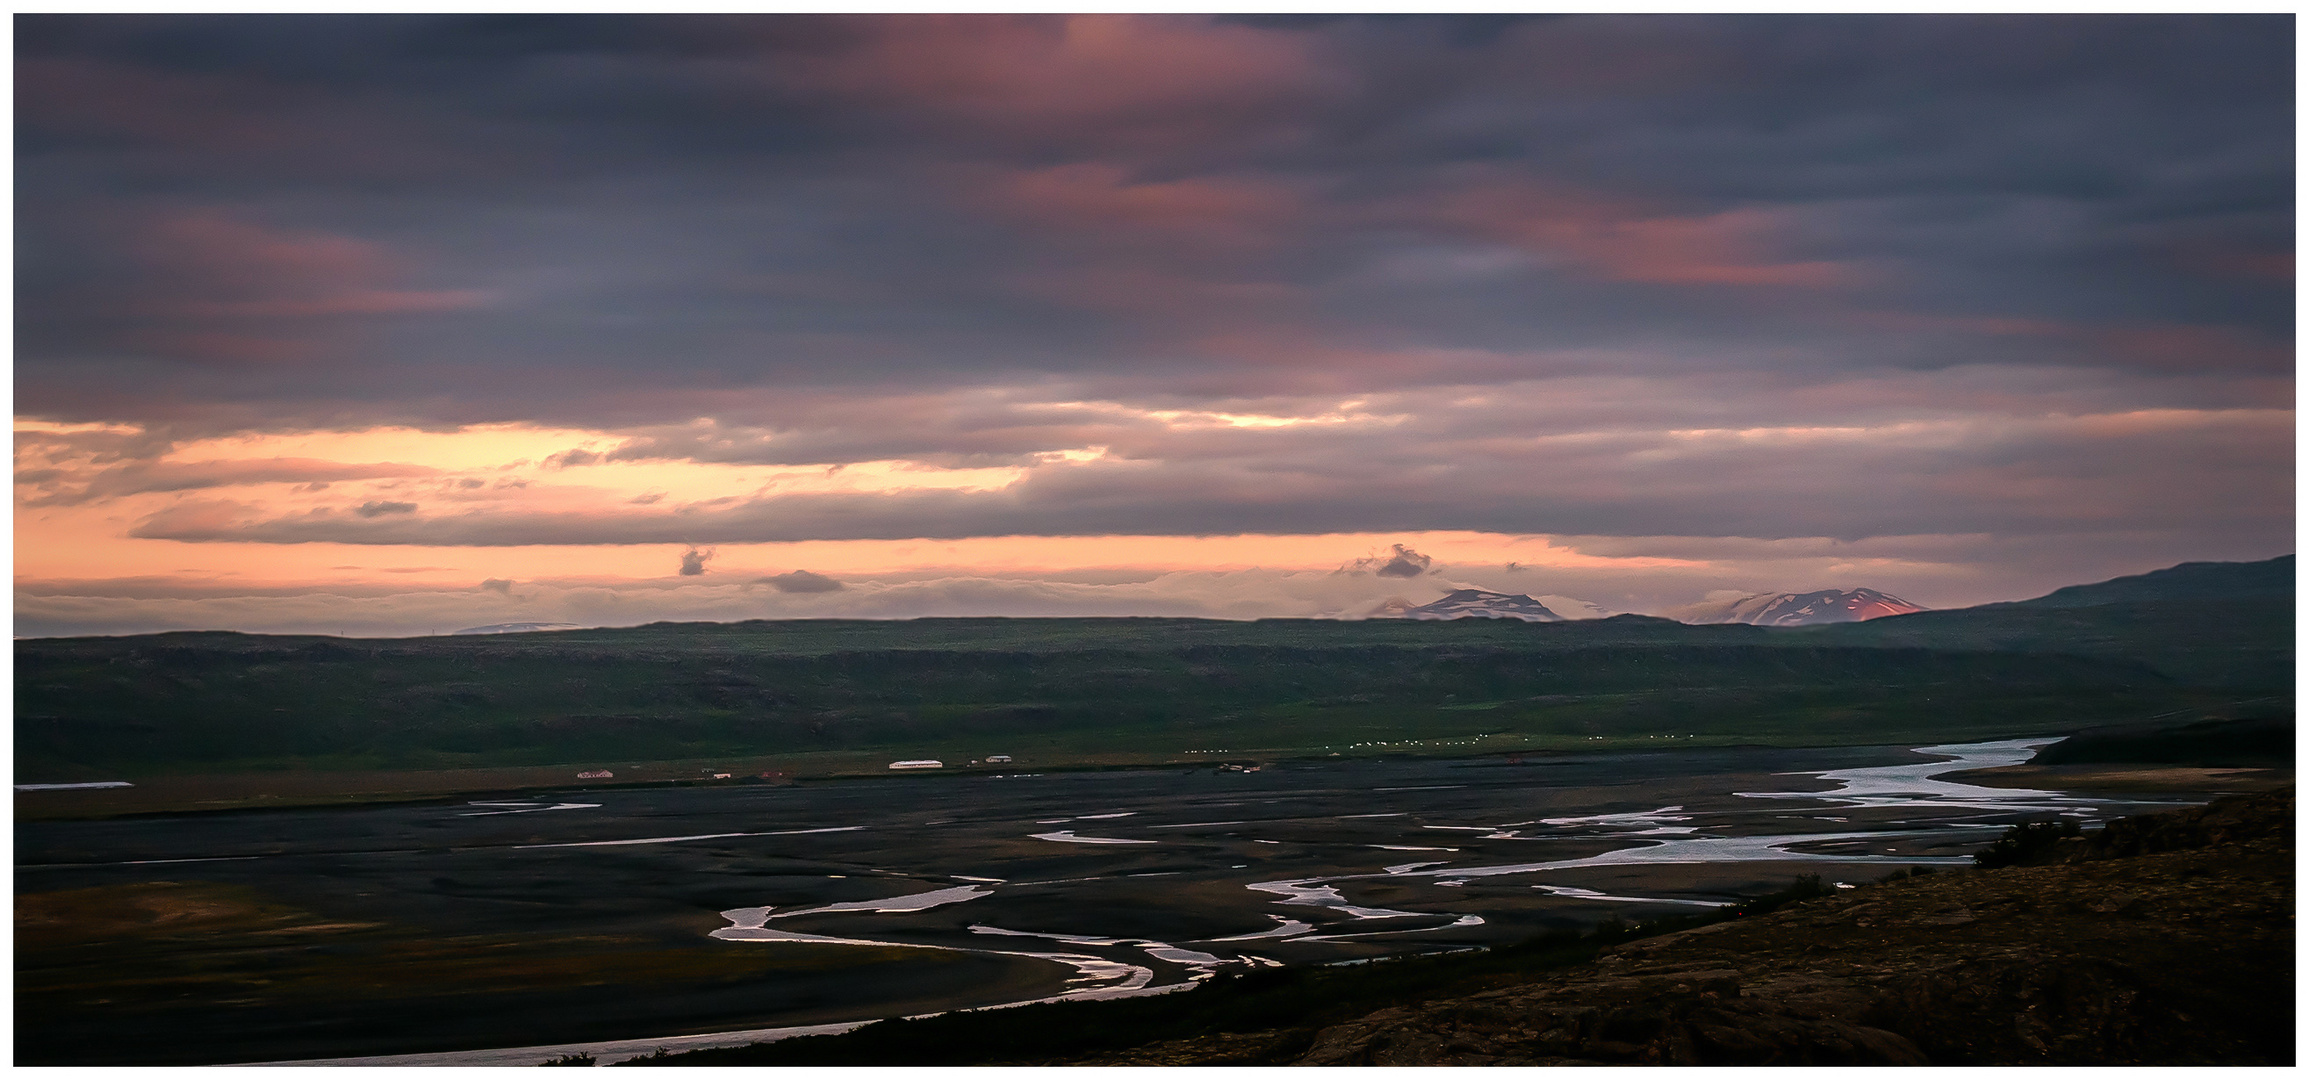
xmin=14 ymin=14 xmax=2295 ymax=638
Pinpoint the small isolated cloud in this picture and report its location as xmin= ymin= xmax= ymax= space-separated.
xmin=545 ymin=448 xmax=601 ymax=468
xmin=480 ymin=578 xmax=513 ymax=595
xmin=759 ymin=569 xmax=844 ymax=593
xmin=355 ymin=500 xmax=416 ymax=517
xmin=629 ymin=492 xmax=664 ymax=505
xmin=1341 ymin=543 xmax=1435 ymax=578
xmin=678 ymin=546 xmax=713 ymax=576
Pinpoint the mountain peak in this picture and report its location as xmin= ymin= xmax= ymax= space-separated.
xmin=1374 ymin=589 xmax=1565 ymax=622
xmin=1672 ymin=588 xmax=1925 ymax=627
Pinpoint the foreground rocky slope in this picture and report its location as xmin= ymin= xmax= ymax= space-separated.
xmin=1086 ymin=790 xmax=2295 ymax=1066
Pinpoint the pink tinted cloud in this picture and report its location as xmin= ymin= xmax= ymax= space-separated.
xmin=18 ymin=57 xmax=291 ymax=152
xmin=1171 ymin=332 xmax=1524 ymax=396
xmin=770 ymin=15 xmax=1331 ymax=152
xmin=2170 ymin=243 xmax=2293 ymax=283
xmin=17 ymin=55 xmax=484 ymax=181
xmin=988 ymin=163 xmax=1299 ymax=242
xmin=1849 ymin=310 xmax=2291 ymax=373
xmin=1421 ymin=177 xmax=1862 ymax=289
xmin=84 ymin=210 xmax=489 ymax=365
xmin=2092 ymin=323 xmax=2292 ymax=373
xmin=1004 ymin=264 xmax=1304 ymax=322
xmin=134 ymin=211 xmax=487 ymax=320
xmin=123 ymin=328 xmax=319 ymax=366
xmin=955 ymin=162 xmax=1307 ymax=326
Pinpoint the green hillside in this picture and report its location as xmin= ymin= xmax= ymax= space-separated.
xmin=16 ymin=559 xmax=2290 ymax=780
xmin=1803 ymin=555 xmax=2293 ymax=688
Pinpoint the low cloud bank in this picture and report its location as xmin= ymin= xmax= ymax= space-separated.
xmin=23 ymin=530 xmax=2284 ymax=639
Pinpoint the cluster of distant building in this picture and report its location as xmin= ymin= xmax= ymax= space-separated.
xmin=891 ymin=755 xmax=1012 ymax=770
xmin=568 ymin=757 xmax=1018 ymax=779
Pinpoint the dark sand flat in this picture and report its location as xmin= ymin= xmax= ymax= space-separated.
xmin=16 ymin=741 xmax=2247 ymax=1065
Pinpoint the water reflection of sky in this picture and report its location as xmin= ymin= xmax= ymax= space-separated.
xmin=235 ymin=738 xmax=2209 ymax=1065
xmin=705 ymin=738 xmax=2086 ymax=1023
xmin=1237 ymin=738 xmax=2136 ymax=937
xmin=1734 ymin=738 xmax=2083 ymax=811
xmin=707 ymin=739 xmax=2135 ymax=982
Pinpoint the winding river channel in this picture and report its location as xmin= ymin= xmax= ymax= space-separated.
xmin=170 ymin=737 xmax=2195 ymax=1065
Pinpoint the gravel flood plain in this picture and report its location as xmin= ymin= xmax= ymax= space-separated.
xmin=15 ymin=740 xmax=2208 ymax=1065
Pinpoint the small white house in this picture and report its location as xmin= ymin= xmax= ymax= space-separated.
xmin=985 ymin=754 xmax=1013 ymax=764
xmin=576 ymin=770 xmax=614 ymax=779
xmin=889 ymin=759 xmax=944 ymax=770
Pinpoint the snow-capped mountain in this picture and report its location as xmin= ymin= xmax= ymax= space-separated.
xmin=1372 ymin=589 xmax=1566 ymax=622
xmin=1531 ymin=594 xmax=1614 ymax=620
xmin=1671 ymin=588 xmax=1925 ymax=627
xmin=451 ymin=622 xmax=583 ymax=635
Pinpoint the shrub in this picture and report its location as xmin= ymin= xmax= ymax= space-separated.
xmin=1973 ymin=819 xmax=2082 ymax=868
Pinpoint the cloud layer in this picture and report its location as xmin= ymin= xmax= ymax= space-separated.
xmin=13 ymin=15 xmax=2292 ymax=631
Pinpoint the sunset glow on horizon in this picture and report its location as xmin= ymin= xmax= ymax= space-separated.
xmin=16 ymin=15 xmax=2292 ymax=637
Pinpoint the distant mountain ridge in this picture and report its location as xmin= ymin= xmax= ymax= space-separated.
xmin=1674 ymin=588 xmax=1926 ymax=627
xmin=1806 ymin=555 xmax=2292 ymax=688
xmin=1374 ymin=589 xmax=1565 ymax=622
xmin=2011 ymin=556 xmax=2294 ymax=609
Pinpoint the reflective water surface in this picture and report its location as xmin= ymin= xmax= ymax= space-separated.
xmin=18 ymin=739 xmax=2201 ymax=1065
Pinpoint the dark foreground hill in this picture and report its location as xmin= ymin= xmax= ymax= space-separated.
xmin=1805 ymin=555 xmax=2293 ymax=688
xmin=2029 ymin=714 xmax=2294 ymax=769
xmin=643 ymin=789 xmax=2295 ymax=1067
xmin=1277 ymin=790 xmax=2294 ymax=1066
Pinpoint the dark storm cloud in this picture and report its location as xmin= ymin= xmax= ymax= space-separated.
xmin=17 ymin=15 xmax=2289 ymax=419
xmin=759 ymin=570 xmax=844 ymax=593
xmin=16 ymin=15 xmax=2292 ymax=564
xmin=1375 ymin=546 xmax=1434 ymax=578
xmin=1340 ymin=544 xmax=1435 ymax=578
